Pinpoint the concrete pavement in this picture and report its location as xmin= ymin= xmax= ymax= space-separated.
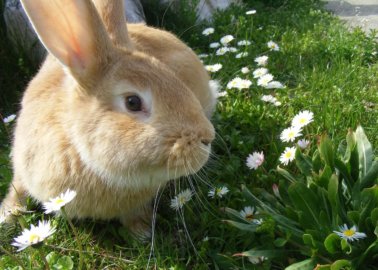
xmin=325 ymin=0 xmax=378 ymax=35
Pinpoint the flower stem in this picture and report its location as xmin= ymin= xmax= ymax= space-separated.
xmin=0 ymin=245 xmax=25 ymax=269
xmin=61 ymin=207 xmax=84 ymax=270
xmin=37 ymin=248 xmax=51 ymax=270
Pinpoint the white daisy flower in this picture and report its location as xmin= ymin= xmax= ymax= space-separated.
xmin=43 ymin=189 xmax=77 ymax=214
xmin=227 ymin=77 xmax=252 ymax=90
xmin=208 ymin=186 xmax=229 ymax=198
xmin=237 ymin=40 xmax=251 ymax=46
xmin=228 ymin=47 xmax=238 ymax=53
xmin=216 ymin=47 xmax=230 ymax=55
xmin=297 ymin=139 xmax=310 ymax=149
xmin=253 ymin=218 xmax=263 ymax=225
xmin=235 ymin=52 xmax=249 ymax=59
xmin=209 ymin=42 xmax=221 ymax=48
xmin=217 ymin=91 xmax=227 ymax=97
xmin=291 ymin=110 xmax=314 ymax=128
xmin=248 ymin=256 xmax=267 ymax=264
xmin=240 ymin=206 xmax=259 ymax=222
xmin=254 ymin=55 xmax=268 ymax=66
xmin=267 ymin=40 xmax=280 ymax=51
xmin=12 ymin=220 xmax=56 ymax=251
xmin=3 ymin=114 xmax=16 ymax=124
xmin=205 ymin=63 xmax=223 ymax=73
xmin=279 ymin=146 xmax=297 ymax=165
xmin=246 ymin=151 xmax=264 ymax=170
xmin=261 ymin=95 xmax=277 ymax=103
xmin=170 ymin=189 xmax=193 ymax=210
xmin=280 ymin=126 xmax=303 ymax=142
xmin=220 ymin=35 xmax=234 ymax=46
xmin=253 ymin=68 xmax=269 ymax=78
xmin=266 ymin=81 xmax=285 ymax=89
xmin=202 ymin=27 xmax=215 ymax=36
xmin=246 ymin=10 xmax=257 ymax=15
xmin=241 ymin=67 xmax=250 ymax=74
xmin=274 ymin=101 xmax=282 ymax=106
xmin=257 ymin=74 xmax=274 ymax=87
xmin=334 ymin=224 xmax=367 ymax=242
xmin=198 ymin=53 xmax=209 ymax=59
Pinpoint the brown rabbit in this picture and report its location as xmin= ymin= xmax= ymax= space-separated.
xmin=0 ymin=0 xmax=216 ymax=235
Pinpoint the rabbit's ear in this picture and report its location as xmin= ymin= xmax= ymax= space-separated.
xmin=92 ymin=0 xmax=133 ymax=49
xmin=21 ymin=0 xmax=113 ymax=79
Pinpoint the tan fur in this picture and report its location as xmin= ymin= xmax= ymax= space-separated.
xmin=0 ymin=0 xmax=215 ymax=233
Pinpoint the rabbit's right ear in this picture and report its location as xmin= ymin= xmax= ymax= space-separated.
xmin=21 ymin=0 xmax=113 ymax=81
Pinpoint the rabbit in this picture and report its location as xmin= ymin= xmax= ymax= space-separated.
xmin=0 ymin=0 xmax=216 ymax=235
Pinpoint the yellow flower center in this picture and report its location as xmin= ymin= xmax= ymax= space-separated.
xmin=344 ymin=229 xmax=355 ymax=237
xmin=29 ymin=233 xmax=41 ymax=244
xmin=299 ymin=118 xmax=306 ymax=124
xmin=285 ymin=152 xmax=293 ymax=158
xmin=288 ymin=131 xmax=295 ymax=138
xmin=245 ymin=214 xmax=254 ymax=221
xmin=54 ymin=198 xmax=65 ymax=204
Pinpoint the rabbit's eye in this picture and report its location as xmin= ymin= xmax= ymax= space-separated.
xmin=125 ymin=95 xmax=142 ymax=112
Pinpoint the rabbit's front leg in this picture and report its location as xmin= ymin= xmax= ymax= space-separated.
xmin=0 ymin=176 xmax=28 ymax=220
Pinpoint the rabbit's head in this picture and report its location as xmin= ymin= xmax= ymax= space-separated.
xmin=21 ymin=0 xmax=215 ymax=189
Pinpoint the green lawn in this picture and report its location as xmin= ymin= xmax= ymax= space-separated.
xmin=1 ymin=0 xmax=377 ymax=269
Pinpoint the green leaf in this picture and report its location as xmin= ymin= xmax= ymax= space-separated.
xmin=340 ymin=238 xmax=352 ymax=254
xmin=288 ymin=182 xmax=321 ymax=230
xmin=46 ymin=252 xmax=59 ymax=266
xmin=312 ymin=150 xmax=322 ymax=173
xmin=223 ymin=220 xmax=258 ymax=232
xmin=334 ymin=158 xmax=353 ymax=190
xmin=276 ymin=166 xmax=296 ymax=183
xmin=371 ymin=208 xmax=378 ymax=225
xmin=356 ymin=126 xmax=373 ymax=178
xmin=360 ymin=159 xmax=378 ymax=189
xmin=330 ymin=260 xmax=351 ymax=270
xmin=347 ymin=211 xmax=360 ymax=226
xmin=319 ymin=134 xmax=335 ymax=169
xmin=303 ymin=234 xmax=316 ymax=248
xmin=285 ymin=259 xmax=316 ymax=270
xmin=317 ymin=165 xmax=333 ymax=188
xmin=359 ymin=186 xmax=378 ymax=227
xmin=324 ymin=233 xmax=340 ymax=254
xmin=274 ymin=237 xmax=288 ymax=247
xmin=239 ymin=249 xmax=285 ymax=258
xmin=55 ymin=256 xmax=74 ymax=270
xmin=295 ymin=148 xmax=313 ymax=176
xmin=344 ymin=128 xmax=356 ymax=163
xmin=328 ymin=174 xmax=344 ymax=226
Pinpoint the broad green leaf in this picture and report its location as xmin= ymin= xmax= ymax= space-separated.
xmin=324 ymin=233 xmax=340 ymax=254
xmin=317 ymin=165 xmax=332 ymax=188
xmin=312 ymin=150 xmax=322 ymax=173
xmin=371 ymin=208 xmax=378 ymax=225
xmin=55 ymin=256 xmax=74 ymax=270
xmin=288 ymin=182 xmax=321 ymax=230
xmin=295 ymin=148 xmax=312 ymax=176
xmin=314 ymin=265 xmax=331 ymax=270
xmin=340 ymin=238 xmax=352 ymax=254
xmin=360 ymin=159 xmax=378 ymax=189
xmin=276 ymin=166 xmax=296 ymax=183
xmin=328 ymin=174 xmax=344 ymax=226
xmin=274 ymin=237 xmax=287 ymax=247
xmin=344 ymin=128 xmax=356 ymax=163
xmin=46 ymin=252 xmax=59 ymax=266
xmin=330 ymin=260 xmax=351 ymax=270
xmin=359 ymin=186 xmax=378 ymax=229
xmin=319 ymin=134 xmax=335 ymax=169
xmin=223 ymin=220 xmax=258 ymax=232
xmin=334 ymin=158 xmax=353 ymax=190
xmin=285 ymin=259 xmax=315 ymax=270
xmin=347 ymin=211 xmax=360 ymax=226
xmin=303 ymin=233 xmax=316 ymax=248
xmin=356 ymin=126 xmax=373 ymax=178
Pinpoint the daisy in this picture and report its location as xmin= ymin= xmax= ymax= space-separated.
xmin=235 ymin=52 xmax=248 ymax=59
xmin=334 ymin=224 xmax=367 ymax=242
xmin=279 ymin=146 xmax=297 ymax=165
xmin=209 ymin=42 xmax=220 ymax=48
xmin=205 ymin=63 xmax=223 ymax=73
xmin=3 ymin=114 xmax=16 ymax=124
xmin=254 ymin=55 xmax=268 ymax=66
xmin=228 ymin=47 xmax=238 ymax=53
xmin=240 ymin=206 xmax=259 ymax=222
xmin=253 ymin=68 xmax=269 ymax=78
xmin=237 ymin=40 xmax=251 ymax=46
xmin=261 ymin=95 xmax=277 ymax=103
xmin=208 ymin=186 xmax=229 ymax=198
xmin=297 ymin=139 xmax=310 ymax=149
xmin=246 ymin=151 xmax=264 ymax=170
xmin=12 ymin=220 xmax=56 ymax=251
xmin=246 ymin=10 xmax=257 ymax=15
xmin=220 ymin=35 xmax=234 ymax=46
xmin=248 ymin=256 xmax=267 ymax=264
xmin=274 ymin=101 xmax=282 ymax=106
xmin=257 ymin=74 xmax=274 ymax=87
xmin=43 ymin=189 xmax=77 ymax=214
xmin=198 ymin=53 xmax=209 ymax=59
xmin=291 ymin=110 xmax=314 ymax=128
xmin=170 ymin=189 xmax=193 ymax=210
xmin=280 ymin=126 xmax=302 ymax=142
xmin=241 ymin=67 xmax=250 ymax=74
xmin=202 ymin=27 xmax=214 ymax=36
xmin=266 ymin=81 xmax=285 ymax=89
xmin=216 ymin=47 xmax=230 ymax=56
xmin=227 ymin=77 xmax=252 ymax=90
xmin=267 ymin=40 xmax=280 ymax=51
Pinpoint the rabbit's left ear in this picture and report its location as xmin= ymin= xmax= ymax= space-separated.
xmin=21 ymin=0 xmax=113 ymax=79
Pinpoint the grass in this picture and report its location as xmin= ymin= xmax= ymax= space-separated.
xmin=1 ymin=0 xmax=377 ymax=269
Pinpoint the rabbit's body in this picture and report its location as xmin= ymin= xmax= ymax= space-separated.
xmin=1 ymin=0 xmax=216 ymax=232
